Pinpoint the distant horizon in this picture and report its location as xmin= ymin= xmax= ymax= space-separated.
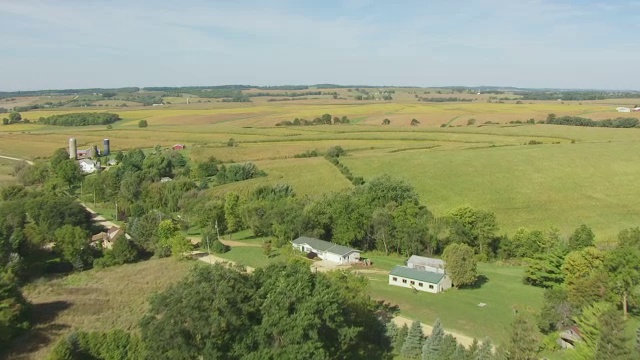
xmin=2 ymin=1 xmax=639 ymax=91
xmin=1 ymin=83 xmax=639 ymax=93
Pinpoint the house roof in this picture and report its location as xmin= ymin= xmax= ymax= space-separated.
xmin=407 ymin=255 xmax=445 ymax=267
xmin=292 ymin=236 xmax=359 ymax=256
xmin=390 ymin=266 xmax=445 ymax=284
xmin=79 ymin=159 xmax=97 ymax=166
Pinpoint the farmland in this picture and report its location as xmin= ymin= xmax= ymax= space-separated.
xmin=2 ymin=88 xmax=640 ymax=238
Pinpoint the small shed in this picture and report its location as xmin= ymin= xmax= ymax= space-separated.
xmin=616 ymin=107 xmax=631 ymax=113
xmin=558 ymin=326 xmax=581 ymax=349
xmin=407 ymin=255 xmax=446 ymax=274
xmin=389 ymin=266 xmax=452 ymax=294
xmin=172 ymin=144 xmax=186 ymax=150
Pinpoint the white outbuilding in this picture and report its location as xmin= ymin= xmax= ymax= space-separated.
xmin=292 ymin=236 xmax=361 ymax=265
xmin=389 ymin=265 xmax=452 ymax=294
xmin=79 ymin=159 xmax=99 ymax=173
xmin=617 ymin=107 xmax=631 ymax=113
xmin=406 ymin=255 xmax=446 ymax=274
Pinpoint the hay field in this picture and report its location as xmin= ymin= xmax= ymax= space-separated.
xmin=0 ymin=158 xmax=17 ymax=186
xmin=2 ymin=95 xmax=640 ymax=237
xmin=8 ymin=258 xmax=194 ymax=360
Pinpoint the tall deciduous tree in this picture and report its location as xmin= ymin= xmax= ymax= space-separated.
xmin=54 ymin=225 xmax=92 ymax=271
xmin=447 ymin=206 xmax=497 ymax=257
xmin=604 ymin=247 xmax=640 ymax=319
xmin=442 ymin=243 xmax=478 ymax=287
xmin=568 ymin=224 xmax=595 ymax=251
xmin=224 ymin=192 xmax=242 ymax=233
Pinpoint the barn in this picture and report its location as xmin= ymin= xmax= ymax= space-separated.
xmin=172 ymin=144 xmax=186 ymax=150
xmin=407 ymin=255 xmax=445 ymax=274
xmin=292 ymin=236 xmax=360 ymax=265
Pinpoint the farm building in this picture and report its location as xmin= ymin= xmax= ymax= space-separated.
xmin=389 ymin=265 xmax=452 ymax=293
xmin=634 ymin=107 xmax=640 ymax=112
xmin=292 ymin=236 xmax=360 ymax=264
xmin=79 ymin=159 xmax=99 ymax=173
xmin=173 ymin=144 xmax=186 ymax=150
xmin=616 ymin=107 xmax=631 ymax=113
xmin=558 ymin=326 xmax=582 ymax=349
xmin=91 ymin=226 xmax=123 ymax=250
xmin=407 ymin=255 xmax=446 ymax=274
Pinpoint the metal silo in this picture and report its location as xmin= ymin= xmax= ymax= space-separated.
xmin=69 ymin=138 xmax=77 ymax=159
xmin=103 ymin=139 xmax=110 ymax=156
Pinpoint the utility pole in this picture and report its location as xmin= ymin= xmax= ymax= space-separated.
xmin=206 ymin=235 xmax=212 ymax=264
xmin=93 ymin=189 xmax=96 ymax=207
xmin=215 ymin=220 xmax=220 ymax=240
xmin=115 ymin=201 xmax=118 ymax=222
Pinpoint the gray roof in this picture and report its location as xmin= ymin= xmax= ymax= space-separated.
xmin=390 ymin=266 xmax=445 ymax=284
xmin=292 ymin=236 xmax=359 ymax=256
xmin=407 ymin=255 xmax=445 ymax=267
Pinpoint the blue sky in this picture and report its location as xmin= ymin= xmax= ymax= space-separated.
xmin=1 ymin=0 xmax=638 ymax=90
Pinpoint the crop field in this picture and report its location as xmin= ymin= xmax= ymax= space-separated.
xmin=2 ymin=89 xmax=640 ymax=237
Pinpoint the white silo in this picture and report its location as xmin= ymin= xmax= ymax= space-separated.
xmin=69 ymin=138 xmax=77 ymax=159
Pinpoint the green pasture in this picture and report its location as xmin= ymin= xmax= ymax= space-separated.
xmin=363 ymin=263 xmax=544 ymax=345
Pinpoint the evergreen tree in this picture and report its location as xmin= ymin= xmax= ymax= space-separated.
xmin=422 ymin=319 xmax=445 ymax=360
xmin=503 ymin=314 xmax=539 ymax=360
xmin=453 ymin=344 xmax=469 ymax=360
xmin=594 ymin=309 xmax=633 ymax=360
xmin=439 ymin=334 xmax=458 ymax=359
xmin=475 ymin=339 xmax=494 ymax=360
xmin=402 ymin=320 xmax=424 ymax=359
xmin=395 ymin=323 xmax=409 ymax=352
xmin=386 ymin=321 xmax=399 ymax=350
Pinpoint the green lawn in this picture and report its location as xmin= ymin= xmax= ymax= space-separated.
xmin=214 ymin=246 xmax=284 ymax=268
xmin=364 ymin=263 xmax=544 ymax=345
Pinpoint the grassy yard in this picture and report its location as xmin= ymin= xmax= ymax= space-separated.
xmin=214 ymin=246 xmax=285 ymax=268
xmin=363 ymin=263 xmax=544 ymax=345
xmin=8 ymin=258 xmax=194 ymax=360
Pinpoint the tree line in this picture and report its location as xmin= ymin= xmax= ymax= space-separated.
xmin=276 ymin=113 xmax=351 ymax=126
xmin=39 ymin=112 xmax=121 ymax=126
xmin=545 ymin=113 xmax=639 ymax=128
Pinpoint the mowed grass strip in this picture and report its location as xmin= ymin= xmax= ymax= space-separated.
xmin=10 ymin=258 xmax=193 ymax=360
xmin=364 ymin=263 xmax=543 ymax=345
xmin=342 ymin=141 xmax=640 ymax=238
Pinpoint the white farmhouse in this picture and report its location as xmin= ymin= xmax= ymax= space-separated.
xmin=407 ymin=255 xmax=445 ymax=274
xmin=292 ymin=236 xmax=361 ymax=265
xmin=79 ymin=159 xmax=99 ymax=173
xmin=389 ymin=265 xmax=452 ymax=294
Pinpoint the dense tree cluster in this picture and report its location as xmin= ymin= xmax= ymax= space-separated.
xmin=39 ymin=112 xmax=121 ymax=126
xmin=545 ymin=113 xmax=639 ymax=128
xmin=521 ymin=91 xmax=640 ymax=101
xmin=48 ymin=262 xmax=392 ymax=359
xmin=418 ymin=97 xmax=473 ymax=102
xmin=276 ymin=113 xmax=351 ymax=126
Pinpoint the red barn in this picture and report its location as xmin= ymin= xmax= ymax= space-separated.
xmin=172 ymin=144 xmax=185 ymax=150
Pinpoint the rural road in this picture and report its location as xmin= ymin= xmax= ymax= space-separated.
xmin=0 ymin=154 xmax=33 ymax=165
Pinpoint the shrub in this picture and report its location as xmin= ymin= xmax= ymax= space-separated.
xmin=210 ymin=240 xmax=230 ymax=254
xmin=138 ymin=120 xmax=148 ymax=128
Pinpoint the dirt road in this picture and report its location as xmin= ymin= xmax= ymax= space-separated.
xmin=0 ymin=154 xmax=34 ymax=165
xmin=392 ymin=315 xmax=477 ymax=348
